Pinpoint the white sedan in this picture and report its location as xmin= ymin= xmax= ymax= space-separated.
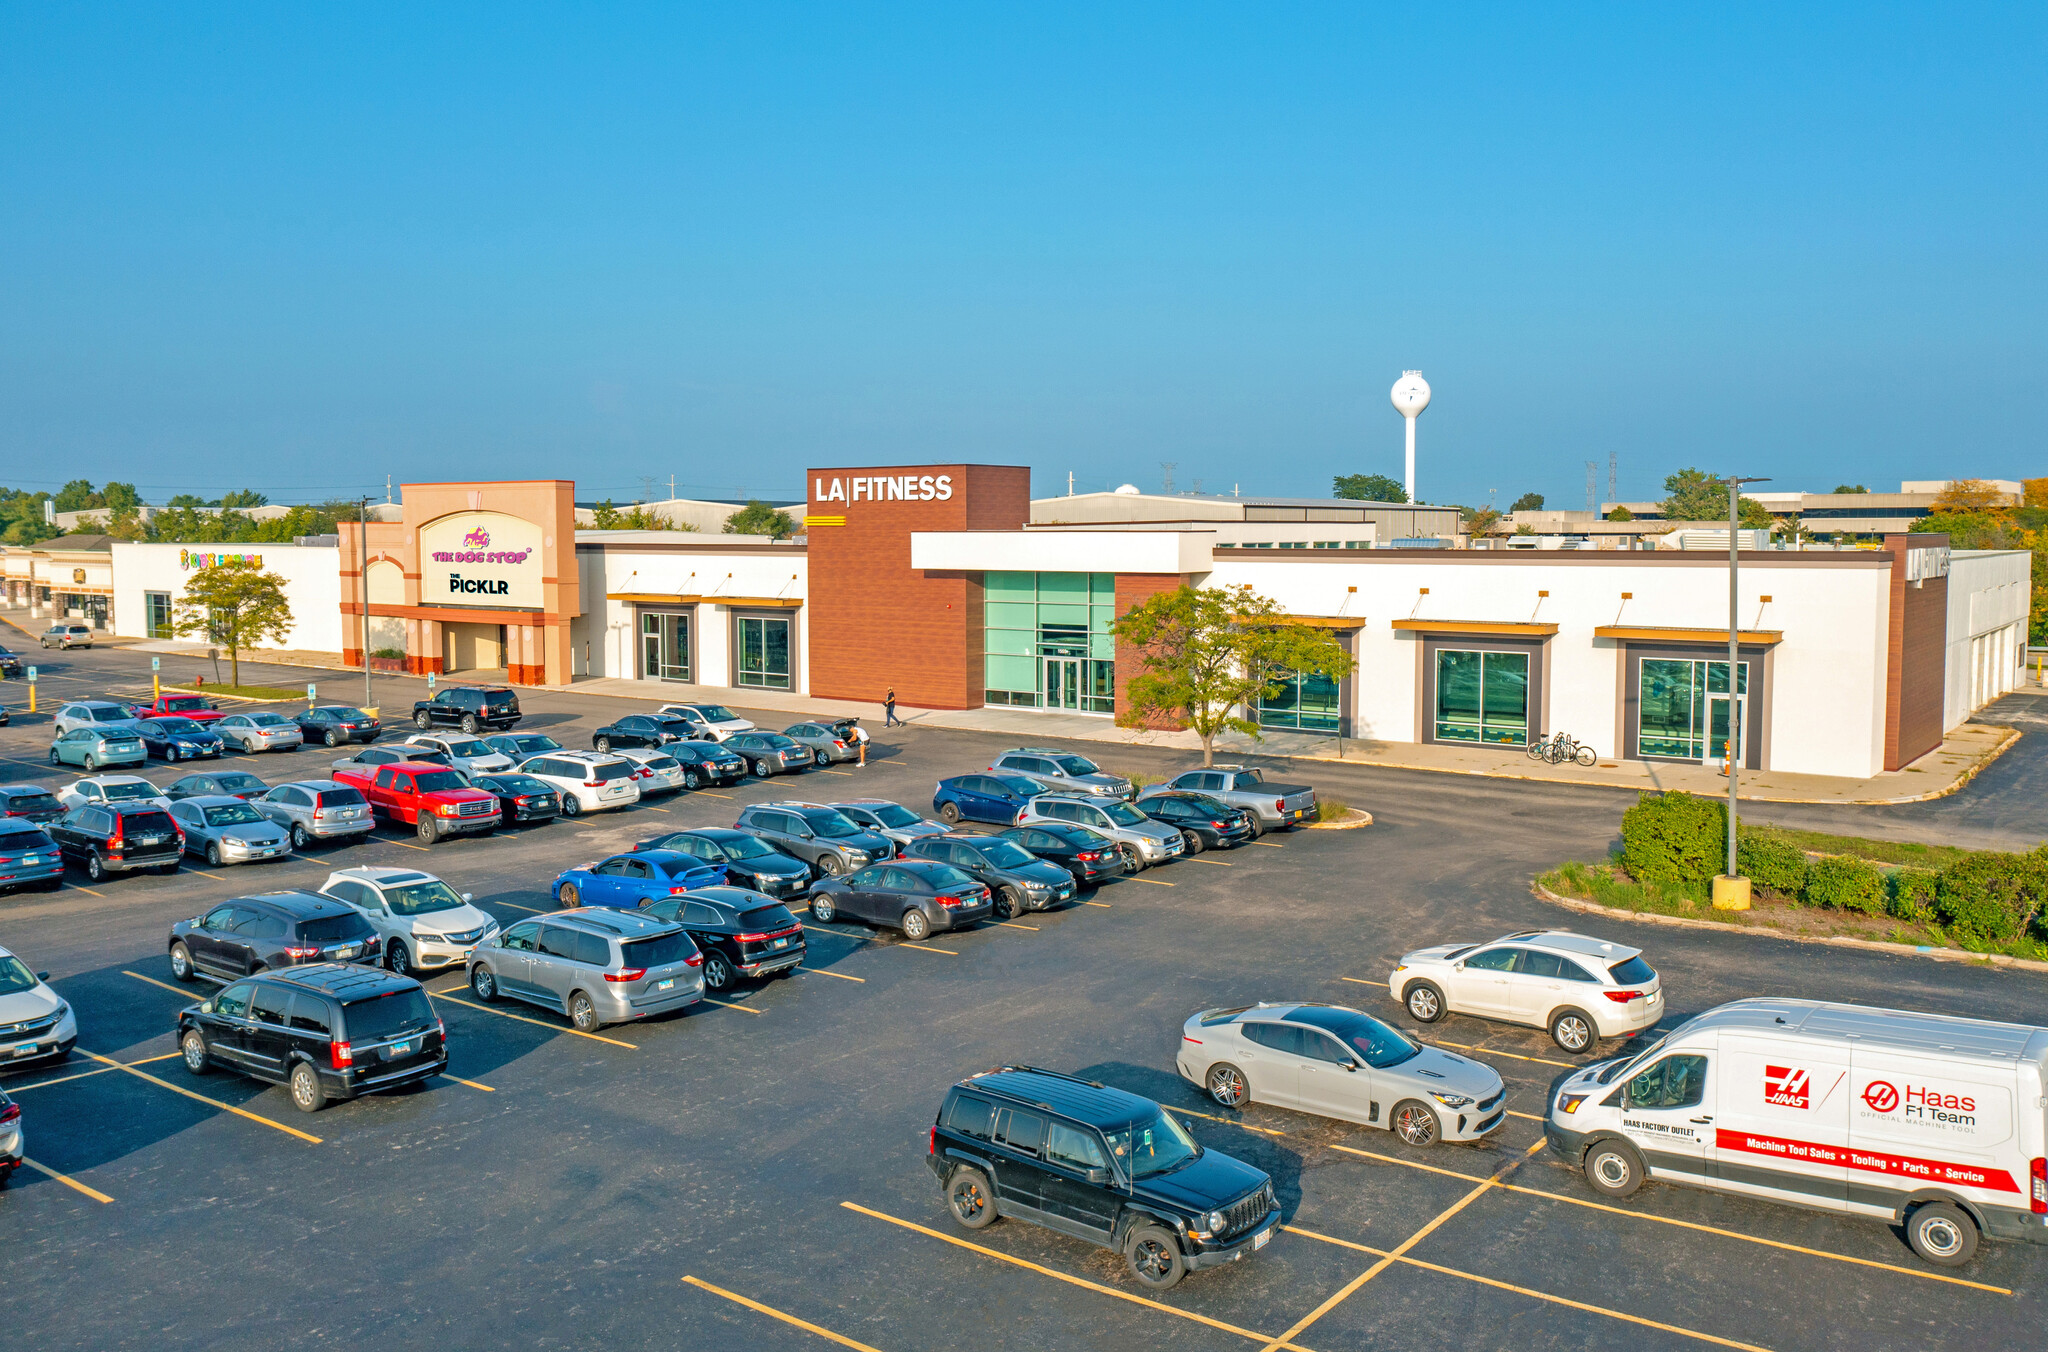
xmin=1388 ymin=929 xmax=1664 ymax=1053
xmin=317 ymin=866 xmax=501 ymax=975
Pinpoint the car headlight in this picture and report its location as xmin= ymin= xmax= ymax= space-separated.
xmin=1557 ymin=1093 xmax=1590 ymax=1115
xmin=1429 ymin=1093 xmax=1472 ymax=1109
xmin=1206 ymin=1210 xmax=1226 ymax=1233
xmin=56 ymin=999 xmax=71 ymax=1020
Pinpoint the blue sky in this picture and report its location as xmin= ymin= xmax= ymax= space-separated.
xmin=2 ymin=5 xmax=2040 ymax=508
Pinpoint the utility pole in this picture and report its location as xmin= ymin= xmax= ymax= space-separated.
xmin=1608 ymin=452 xmax=1617 ymax=507
xmin=1717 ymin=475 xmax=1770 ymax=908
xmin=358 ymin=496 xmax=373 ymax=712
xmin=1067 ymin=471 xmax=1074 ymax=497
xmin=669 ymin=475 xmax=676 ymax=502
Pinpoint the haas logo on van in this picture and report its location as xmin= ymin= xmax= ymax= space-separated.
xmin=1764 ymin=1065 xmax=1810 ymax=1109
xmin=1861 ymin=1081 xmax=1900 ymax=1113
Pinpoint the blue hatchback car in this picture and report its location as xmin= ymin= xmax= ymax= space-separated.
xmin=135 ymin=716 xmax=225 ymax=763
xmin=49 ymin=726 xmax=148 ymax=772
xmin=932 ymin=772 xmax=1057 ymax=826
xmin=552 ymin=849 xmax=724 ymax=909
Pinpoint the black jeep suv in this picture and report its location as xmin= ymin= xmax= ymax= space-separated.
xmin=411 ymin=685 xmax=521 ymax=734
xmin=928 ymin=1066 xmax=1279 ymax=1290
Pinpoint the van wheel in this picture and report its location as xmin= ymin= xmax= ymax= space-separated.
xmin=568 ymin=992 xmax=598 ymax=1032
xmin=1907 ymin=1202 xmax=1979 ymax=1266
xmin=560 ymin=795 xmax=582 ymax=817
xmin=1550 ymin=1010 xmax=1596 ymax=1053
xmin=938 ymin=801 xmax=962 ymax=824
xmin=471 ymin=965 xmax=499 ymax=1002
xmin=948 ymin=1167 xmax=998 ymax=1229
xmin=180 ymin=1030 xmax=212 ymax=1074
xmin=1206 ymin=1062 xmax=1249 ymax=1108
xmin=289 ymin=1061 xmax=327 ymax=1113
xmin=1125 ymin=1225 xmax=1186 ymax=1290
xmin=1404 ymin=981 xmax=1445 ymax=1023
xmin=901 ymin=909 xmax=931 ymax=941
xmin=1392 ymin=1099 xmax=1441 ymax=1147
xmin=1584 ymin=1139 xmax=1644 ymax=1197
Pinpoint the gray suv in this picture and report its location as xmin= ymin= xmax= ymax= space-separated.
xmin=734 ymin=802 xmax=894 ymax=878
xmin=1018 ymin=794 xmax=1185 ymax=868
xmin=988 ymin=748 xmax=1133 ymax=799
xmin=252 ymin=780 xmax=376 ymax=848
xmin=465 ymin=909 xmax=702 ymax=1032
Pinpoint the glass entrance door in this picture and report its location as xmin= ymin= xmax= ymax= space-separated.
xmin=639 ymin=612 xmax=691 ymax=682
xmin=1705 ymin=694 xmax=1743 ymax=766
xmin=1044 ymin=658 xmax=1082 ymax=710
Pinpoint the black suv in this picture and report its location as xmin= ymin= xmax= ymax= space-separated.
xmin=177 ymin=963 xmax=445 ymax=1113
xmin=638 ymin=885 xmax=805 ymax=989
xmin=1135 ymin=791 xmax=1254 ymax=853
xmin=412 ymin=685 xmax=521 ymax=734
xmin=168 ymin=891 xmax=382 ymax=983
xmin=902 ymin=834 xmax=1077 ymax=917
xmin=929 ymin=1067 xmax=1279 ymax=1290
xmin=632 ymin=827 xmax=812 ymax=900
xmin=47 ymin=802 xmax=183 ymax=882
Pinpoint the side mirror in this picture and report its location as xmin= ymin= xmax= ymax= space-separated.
xmin=1453 ymin=962 xmax=1465 ymax=971
xmin=1342 ymin=1059 xmax=1359 ymax=1072
xmin=461 ymin=892 xmax=474 ymax=902
xmin=35 ymin=971 xmax=49 ymax=982
xmin=1085 ymin=1167 xmax=1110 ymax=1185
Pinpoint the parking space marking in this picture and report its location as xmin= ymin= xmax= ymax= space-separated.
xmin=1283 ymin=1224 xmax=1775 ymax=1352
xmin=1186 ymin=858 xmax=1233 ymax=866
xmin=899 ymin=943 xmax=957 ymax=955
xmin=387 ymin=839 xmax=433 ymax=852
xmin=801 ymin=923 xmax=870 ymax=941
xmin=491 ymin=900 xmax=544 ymax=913
xmin=21 ymin=1157 xmax=114 ymax=1203
xmin=839 ymin=1202 xmax=1317 ymax=1351
xmin=426 ymin=990 xmax=639 ymax=1048
xmin=1339 ymin=977 xmax=1383 ymax=987
xmin=77 ymin=1049 xmax=323 ymax=1144
xmin=1172 ymin=1106 xmax=1288 ymax=1137
xmin=446 ymin=1074 xmax=496 ymax=1092
xmin=1116 ymin=876 xmax=1175 ymax=886
xmin=123 ymin=969 xmax=193 ymax=999
xmin=994 ymin=921 xmax=1039 ymax=931
xmin=1430 ymin=1038 xmax=1573 ymax=1069
xmin=1082 ymin=900 xmax=1112 ymax=908
xmin=820 ymin=769 xmax=856 ymax=776
xmin=7 ymin=1051 xmax=181 ymax=1093
xmin=642 ymin=806 xmax=670 ymax=813
xmin=697 ymin=791 xmax=734 ymax=799
xmin=188 ymin=869 xmax=229 ymax=882
xmin=702 ymin=996 xmax=764 ymax=1015
xmin=682 ymin=1275 xmax=885 ymax=1352
xmin=799 ymin=966 xmax=865 ymax=982
xmin=67 ymin=884 xmax=106 ymax=898
xmin=1258 ymin=1140 xmax=1545 ymax=1352
xmin=1253 ymin=841 xmax=1285 ymax=847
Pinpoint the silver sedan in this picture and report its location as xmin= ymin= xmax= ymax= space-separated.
xmin=216 ymin=712 xmax=305 ymax=753
xmin=168 ymin=794 xmax=294 ymax=867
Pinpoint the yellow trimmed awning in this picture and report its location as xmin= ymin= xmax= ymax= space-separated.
xmin=804 ymin=515 xmax=845 ymax=528
xmin=1236 ymin=615 xmax=1367 ymax=630
xmin=1595 ymin=625 xmax=1783 ymax=646
xmin=1390 ymin=619 xmax=1558 ymax=637
xmin=608 ymin=593 xmax=804 ymax=608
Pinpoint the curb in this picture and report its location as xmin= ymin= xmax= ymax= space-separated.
xmin=1529 ymin=881 xmax=2048 ymax=975
xmin=1305 ymin=809 xmax=1373 ymax=831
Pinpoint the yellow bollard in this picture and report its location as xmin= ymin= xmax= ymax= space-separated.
xmin=27 ymin=683 xmax=35 ymax=714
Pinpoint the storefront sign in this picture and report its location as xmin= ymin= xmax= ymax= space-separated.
xmin=419 ymin=511 xmax=544 ymax=609
xmin=811 ymin=473 xmax=953 ymax=505
xmin=1905 ymin=544 xmax=1950 ymax=582
xmin=72 ymin=568 xmax=86 ymax=584
xmin=180 ymin=550 xmax=263 ymax=570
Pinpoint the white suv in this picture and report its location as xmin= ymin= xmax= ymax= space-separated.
xmin=1389 ymin=930 xmax=1664 ymax=1053
xmin=656 ymin=703 xmax=754 ymax=742
xmin=514 ymin=750 xmax=642 ymax=817
xmin=317 ymin=866 xmax=500 ymax=975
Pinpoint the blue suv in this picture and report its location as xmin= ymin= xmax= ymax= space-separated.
xmin=932 ymin=772 xmax=1057 ymax=826
xmin=552 ymin=850 xmax=724 ymax=910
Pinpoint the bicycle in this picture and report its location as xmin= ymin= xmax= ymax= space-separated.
xmin=1527 ymin=731 xmax=1599 ymax=767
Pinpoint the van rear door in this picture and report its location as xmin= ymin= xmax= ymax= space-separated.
xmin=1714 ymin=1034 xmax=1851 ymax=1206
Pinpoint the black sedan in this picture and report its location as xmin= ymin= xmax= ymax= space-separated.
xmin=663 ymin=741 xmax=748 ymax=787
xmin=902 ymin=834 xmax=1077 ymax=917
xmin=997 ymin=822 xmax=1130 ymax=885
xmin=165 ymin=770 xmax=270 ymax=801
xmin=295 ymin=705 xmax=382 ymax=747
xmin=136 ymin=716 xmax=225 ymax=763
xmin=632 ymin=828 xmax=812 ymax=900
xmin=637 ymin=886 xmax=805 ymax=990
xmin=467 ymin=773 xmax=560 ymax=825
xmin=1135 ymin=791 xmax=1255 ymax=853
xmin=592 ymin=713 xmax=699 ymax=753
xmin=0 ymin=645 xmax=22 ymax=678
xmin=807 ymin=859 xmax=992 ymax=941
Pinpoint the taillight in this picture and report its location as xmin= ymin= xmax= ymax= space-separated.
xmin=928 ymin=1125 xmax=938 ymax=1155
xmin=2032 ymin=1157 xmax=2046 ymax=1214
xmin=1078 ymin=850 xmax=1101 ymax=861
xmin=1603 ymin=990 xmax=1646 ymax=1004
xmin=1210 ymin=820 xmax=1229 ymax=828
xmin=1014 ymin=809 xmax=1027 ymax=825
xmin=331 ymin=1041 xmax=353 ymax=1069
xmin=604 ymin=967 xmax=647 ymax=983
xmin=669 ymin=886 xmax=688 ymax=895
xmin=832 ymin=740 xmax=846 ymax=749
xmin=107 ymin=822 xmax=125 ymax=853
xmin=685 ymin=952 xmax=703 ymax=967
xmin=1183 ymin=1034 xmax=1203 ymax=1045
xmin=0 ymin=1102 xmax=20 ymax=1126
xmin=637 ymin=768 xmax=653 ymax=779
xmin=1273 ymin=799 xmax=1284 ymax=814
xmin=285 ymin=945 xmax=320 ymax=960
xmin=435 ymin=1017 xmax=446 ymax=1040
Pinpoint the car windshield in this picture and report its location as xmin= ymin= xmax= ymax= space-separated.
xmin=0 ymin=956 xmax=40 ymax=995
xmin=203 ymin=803 xmax=266 ymax=826
xmin=101 ymin=782 xmax=158 ymax=802
xmin=218 ymin=774 xmax=265 ymax=793
xmin=1600 ymin=1035 xmax=1667 ymax=1085
xmin=384 ymin=880 xmax=466 ymax=916
xmin=442 ymin=738 xmax=488 ymax=756
xmin=868 ymin=804 xmax=920 ymax=828
xmin=1104 ymin=1110 xmax=1201 ymax=1180
xmin=1101 ymin=802 xmax=1149 ymax=826
xmin=341 ymin=988 xmax=434 ymax=1040
xmin=163 ymin=697 xmax=207 ymax=712
xmin=978 ymin=840 xmax=1036 ymax=868
xmin=697 ymin=705 xmax=738 ymax=722
xmin=720 ymin=835 xmax=777 ymax=860
xmin=414 ymin=771 xmax=468 ymax=793
xmin=1053 ymin=755 xmax=1099 ymax=775
xmin=803 ymin=810 xmax=860 ymax=838
xmin=154 ymin=718 xmax=204 ymax=735
xmin=643 ymin=756 xmax=680 ymax=771
xmin=499 ymin=735 xmax=560 ymax=754
xmin=250 ymin=713 xmax=293 ymax=727
xmin=924 ymin=865 xmax=981 ymax=890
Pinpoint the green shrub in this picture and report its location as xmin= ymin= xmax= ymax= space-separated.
xmin=1804 ymin=855 xmax=1887 ymax=915
xmin=1887 ymin=867 xmax=1939 ymax=923
xmin=1933 ymin=852 xmax=2048 ymax=942
xmin=1737 ymin=828 xmax=1808 ymax=897
xmin=1619 ymin=792 xmax=1725 ymax=885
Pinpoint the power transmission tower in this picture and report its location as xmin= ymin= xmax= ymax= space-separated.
xmin=1607 ymin=452 xmax=1617 ymax=508
xmin=1159 ymin=462 xmax=1176 ymax=494
xmin=1586 ymin=462 xmax=1597 ymax=514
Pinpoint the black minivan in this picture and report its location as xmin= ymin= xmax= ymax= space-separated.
xmin=928 ymin=1067 xmax=1279 ymax=1290
xmin=168 ymin=891 xmax=381 ymax=983
xmin=177 ymin=963 xmax=445 ymax=1113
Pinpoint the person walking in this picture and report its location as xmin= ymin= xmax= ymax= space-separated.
xmin=884 ymin=687 xmax=903 ymax=727
xmin=852 ymin=720 xmax=871 ymax=766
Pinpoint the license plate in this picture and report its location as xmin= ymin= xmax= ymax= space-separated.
xmin=772 ymin=937 xmax=788 ymax=948
xmin=656 ymin=978 xmax=674 ymax=991
xmin=1253 ymin=1229 xmax=1271 ymax=1250
xmin=335 ymin=945 xmax=359 ymax=958
xmin=136 ymin=834 xmax=163 ymax=845
xmin=11 ymin=1044 xmax=39 ymax=1058
xmin=389 ymin=1040 xmax=413 ymax=1056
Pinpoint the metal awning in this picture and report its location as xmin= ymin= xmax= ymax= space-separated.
xmin=1390 ymin=619 xmax=1559 ymax=637
xmin=608 ymin=593 xmax=803 ymax=608
xmin=1594 ymin=625 xmax=1783 ymax=646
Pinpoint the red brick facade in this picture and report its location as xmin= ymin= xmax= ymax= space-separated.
xmin=1113 ymin=572 xmax=1193 ymax=730
xmin=1883 ymin=533 xmax=1948 ymax=771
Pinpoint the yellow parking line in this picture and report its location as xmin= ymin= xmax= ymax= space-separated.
xmin=123 ymin=969 xmax=194 ymax=999
xmin=1186 ymin=858 xmax=1233 ymax=866
xmin=189 ymin=868 xmax=229 ymax=881
xmin=21 ymin=1157 xmax=113 ymax=1203
xmin=1082 ymin=900 xmax=1112 ymax=908
xmin=1283 ymin=1225 xmax=1776 ymax=1352
xmin=799 ymin=966 xmax=865 ymax=982
xmin=1430 ymin=1038 xmax=1574 ymax=1069
xmin=839 ymin=1202 xmax=1316 ymax=1351
xmin=702 ymin=996 xmax=764 ymax=1016
xmin=426 ymin=991 xmax=638 ymax=1049
xmin=697 ymin=791 xmax=734 ymax=799
xmin=446 ymin=1074 xmax=495 ymax=1092
xmin=386 ymin=840 xmax=433 ymax=852
xmin=77 ymin=1050 xmax=322 ymax=1144
xmin=7 ymin=1051 xmax=182 ymax=1092
xmin=642 ymin=806 xmax=670 ymax=813
xmin=801 ymin=923 xmax=870 ymax=940
xmin=682 ymin=1275 xmax=883 ymax=1352
xmin=491 ymin=900 xmax=544 ymax=913
xmin=1172 ymin=1106 xmax=1289 ymax=1137
xmin=67 ymin=884 xmax=106 ymax=897
xmin=1253 ymin=840 xmax=1285 ymax=847
xmin=995 ymin=921 xmax=1039 ymax=931
xmin=899 ymin=943 xmax=956 ymax=955
xmin=820 ymin=769 xmax=856 ymax=776
xmin=1118 ymin=876 xmax=1175 ymax=886
xmin=1258 ymin=1141 xmax=1544 ymax=1352
xmin=1339 ymin=977 xmax=1383 ymax=987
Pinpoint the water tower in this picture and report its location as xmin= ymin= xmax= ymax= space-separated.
xmin=1390 ymin=370 xmax=1431 ymax=503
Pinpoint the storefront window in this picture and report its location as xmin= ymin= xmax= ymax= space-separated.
xmin=1257 ymin=666 xmax=1342 ymax=733
xmin=639 ymin=612 xmax=691 ymax=682
xmin=1434 ymin=649 xmax=1529 ymax=745
xmin=983 ymin=571 xmax=1116 ymax=713
xmin=1638 ymin=658 xmax=1748 ymax=760
xmin=145 ymin=591 xmax=174 ymax=640
xmin=737 ymin=615 xmax=791 ymax=690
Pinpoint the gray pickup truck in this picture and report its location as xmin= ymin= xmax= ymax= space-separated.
xmin=1138 ymin=765 xmax=1317 ymax=835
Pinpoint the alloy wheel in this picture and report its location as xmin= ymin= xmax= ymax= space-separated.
xmin=1208 ymin=1065 xmax=1247 ymax=1107
xmin=1394 ymin=1102 xmax=1439 ymax=1147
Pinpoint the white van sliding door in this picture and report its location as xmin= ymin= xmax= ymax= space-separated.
xmin=1714 ymin=1039 xmax=1852 ymax=1207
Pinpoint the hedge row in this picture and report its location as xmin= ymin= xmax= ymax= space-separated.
xmin=1619 ymin=791 xmax=2048 ymax=942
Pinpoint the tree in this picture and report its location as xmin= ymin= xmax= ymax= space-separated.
xmin=2024 ymin=478 xmax=2048 ymax=510
xmin=1513 ymin=523 xmax=1537 ymax=536
xmin=100 ymin=482 xmax=142 ymax=512
xmin=1462 ymin=507 xmax=1502 ymax=535
xmin=589 ymin=499 xmax=624 ymax=529
xmin=52 ymin=479 xmax=99 ymax=512
xmin=1508 ymin=492 xmax=1545 ymax=513
xmin=171 ymin=558 xmax=295 ymax=689
xmin=105 ymin=504 xmax=150 ymax=541
xmin=1662 ymin=467 xmax=1770 ymax=524
xmin=1113 ymin=583 xmax=1357 ymax=767
xmin=725 ymin=500 xmax=797 ymax=538
xmin=1738 ymin=498 xmax=1776 ymax=531
xmin=1606 ymin=505 xmax=1634 ymax=521
xmin=1332 ymin=473 xmax=1407 ymax=503
xmin=0 ymin=490 xmax=56 ymax=545
xmin=1931 ymin=478 xmax=2009 ymax=515
xmin=1832 ymin=484 xmax=1868 ymax=494
xmin=218 ymin=489 xmax=268 ymax=509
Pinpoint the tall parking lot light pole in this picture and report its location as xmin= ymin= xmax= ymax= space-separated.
xmin=359 ymin=497 xmax=374 ymax=713
xmin=1718 ymin=475 xmax=1769 ymax=908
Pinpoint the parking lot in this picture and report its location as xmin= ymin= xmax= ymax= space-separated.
xmin=3 ymin=631 xmax=2043 ymax=1351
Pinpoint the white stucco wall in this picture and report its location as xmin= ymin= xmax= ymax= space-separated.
xmin=573 ymin=542 xmax=809 ymax=692
xmin=111 ymin=541 xmax=345 ymax=653
xmin=1945 ymin=550 xmax=2030 ymax=729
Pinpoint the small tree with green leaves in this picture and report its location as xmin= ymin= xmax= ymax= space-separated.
xmin=725 ymin=500 xmax=797 ymax=538
xmin=1508 ymin=492 xmax=1545 ymax=513
xmin=1332 ymin=473 xmax=1407 ymax=503
xmin=171 ymin=558 xmax=295 ymax=689
xmin=1113 ymin=583 xmax=1357 ymax=767
xmin=589 ymin=499 xmax=624 ymax=529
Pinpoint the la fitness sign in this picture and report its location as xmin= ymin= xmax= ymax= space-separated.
xmin=419 ymin=511 xmax=544 ymax=609
xmin=812 ymin=473 xmax=954 ymax=505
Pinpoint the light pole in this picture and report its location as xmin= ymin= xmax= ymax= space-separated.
xmin=358 ymin=497 xmax=374 ymax=713
xmin=1717 ymin=475 xmax=1769 ymax=908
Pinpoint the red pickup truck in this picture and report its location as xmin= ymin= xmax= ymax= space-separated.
xmin=130 ymin=694 xmax=227 ymax=725
xmin=331 ymin=759 xmax=500 ymax=844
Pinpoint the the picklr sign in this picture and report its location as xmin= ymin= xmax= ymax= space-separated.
xmin=812 ymin=473 xmax=954 ymax=504
xmin=419 ymin=512 xmax=544 ymax=609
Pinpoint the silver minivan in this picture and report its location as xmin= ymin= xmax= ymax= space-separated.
xmin=1017 ymin=793 xmax=1186 ymax=868
xmin=465 ymin=909 xmax=703 ymax=1032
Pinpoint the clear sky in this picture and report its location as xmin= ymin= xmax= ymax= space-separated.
xmin=2 ymin=5 xmax=2040 ymax=509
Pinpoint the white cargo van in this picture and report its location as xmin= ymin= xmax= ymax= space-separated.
xmin=1546 ymin=997 xmax=2048 ymax=1266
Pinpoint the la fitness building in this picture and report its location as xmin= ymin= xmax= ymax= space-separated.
xmin=19 ymin=466 xmax=2027 ymax=781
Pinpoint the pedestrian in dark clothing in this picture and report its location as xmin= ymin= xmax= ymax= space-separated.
xmin=884 ymin=688 xmax=903 ymax=727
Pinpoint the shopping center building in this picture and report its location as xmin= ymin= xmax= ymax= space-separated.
xmin=6 ymin=465 xmax=2027 ymax=780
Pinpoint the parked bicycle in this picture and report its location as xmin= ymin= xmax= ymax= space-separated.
xmin=1526 ymin=731 xmax=1599 ymax=767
